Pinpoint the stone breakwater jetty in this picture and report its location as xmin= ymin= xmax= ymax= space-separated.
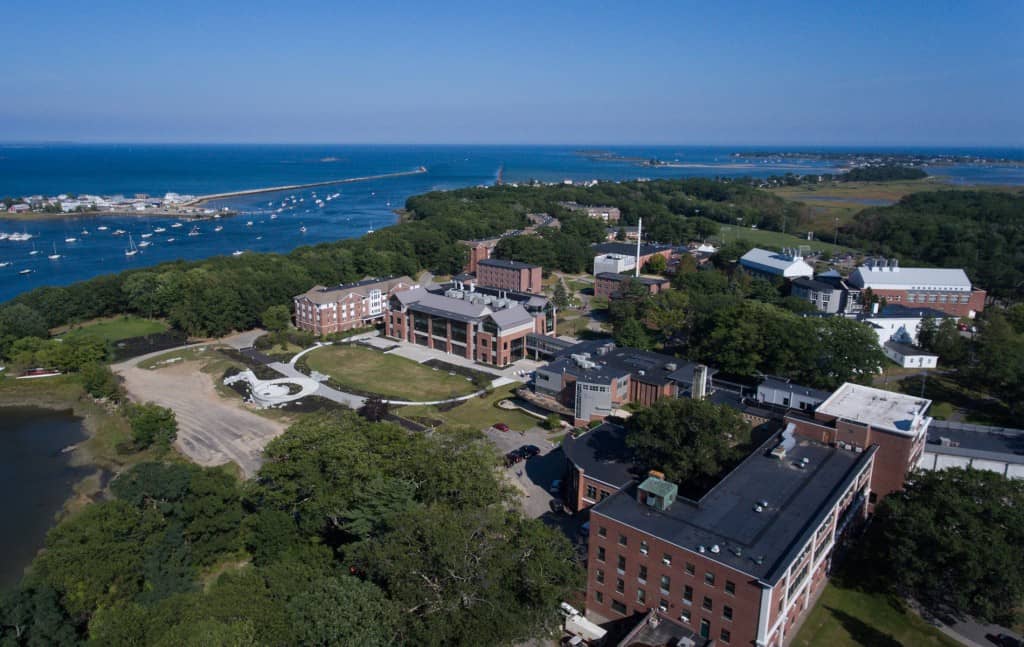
xmin=184 ymin=166 xmax=428 ymax=206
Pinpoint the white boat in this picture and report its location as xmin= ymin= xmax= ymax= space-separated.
xmin=48 ymin=243 xmax=61 ymax=260
xmin=140 ymin=233 xmax=153 ymax=239
xmin=29 ymin=243 xmax=39 ymax=256
xmin=166 ymin=237 xmax=175 ymax=243
xmin=299 ymin=226 xmax=307 ymax=233
xmin=188 ymin=226 xmax=200 ymax=237
xmin=19 ymin=269 xmax=32 ymax=275
xmin=231 ymin=250 xmax=244 ymax=257
xmin=64 ymin=237 xmax=77 ymax=243
xmin=96 ymin=225 xmax=109 ymax=231
xmin=0 ymin=261 xmax=10 ymax=268
xmin=246 ymin=220 xmax=253 ymax=227
xmin=125 ymin=234 xmax=138 ymax=256
xmin=270 ymin=214 xmax=277 ymax=220
xmin=154 ymin=227 xmax=166 ymax=233
xmin=112 ymin=229 xmax=126 ymax=236
xmin=0 ymin=234 xmax=9 ymax=241
xmin=214 ymin=225 xmax=224 ymax=232
xmin=138 ymin=240 xmax=152 ymax=248
xmin=256 ymin=235 xmax=263 ymax=240
xmin=171 ymin=222 xmax=183 ymax=228
xmin=81 ymin=229 xmax=90 ymax=235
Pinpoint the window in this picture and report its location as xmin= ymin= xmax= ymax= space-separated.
xmin=660 ymin=575 xmax=671 ymax=594
xmin=600 ymin=490 xmax=610 ymax=500
xmin=699 ymin=619 xmax=710 ymax=639
xmin=617 ymin=555 xmax=626 ymax=572
xmin=618 ymin=534 xmax=628 ymax=547
xmin=683 ymin=585 xmax=693 ymax=603
xmin=705 ymin=572 xmax=716 ymax=586
xmin=598 ymin=526 xmax=607 ymax=538
xmin=723 ymin=605 xmax=733 ymax=621
xmin=596 ymin=569 xmax=605 ymax=584
xmin=680 ymin=609 xmax=691 ymax=624
xmin=685 ymin=562 xmax=695 ymax=576
xmin=616 ymin=578 xmax=624 ymax=594
xmin=612 ymin=600 xmax=627 ymax=615
xmin=638 ymin=565 xmax=647 ymax=583
xmin=720 ymin=629 xmax=731 ymax=643
xmin=663 ymin=553 xmax=673 ymax=566
xmin=597 ymin=547 xmax=606 ymax=562
xmin=725 ymin=580 xmax=735 ymax=596
xmin=637 ymin=588 xmax=646 ymax=604
xmin=659 ymin=599 xmax=669 ymax=612
xmin=586 ymin=485 xmax=597 ymax=500
xmin=702 ymin=596 xmax=713 ymax=611
xmin=595 ymin=591 xmax=604 ymax=603
xmin=640 ymin=540 xmax=649 ymax=555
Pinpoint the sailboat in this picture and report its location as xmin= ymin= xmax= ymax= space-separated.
xmin=188 ymin=225 xmax=200 ymax=237
xmin=48 ymin=243 xmax=61 ymax=260
xmin=0 ymin=261 xmax=10 ymax=268
xmin=29 ymin=242 xmax=39 ymax=256
xmin=125 ymin=234 xmax=138 ymax=257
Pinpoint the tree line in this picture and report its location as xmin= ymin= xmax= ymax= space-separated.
xmin=0 ymin=412 xmax=579 ymax=645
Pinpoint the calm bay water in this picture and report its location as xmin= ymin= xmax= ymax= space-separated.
xmin=0 ymin=407 xmax=90 ymax=589
xmin=0 ymin=144 xmax=1022 ymax=303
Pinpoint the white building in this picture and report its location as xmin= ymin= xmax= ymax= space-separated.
xmin=918 ymin=421 xmax=1024 ymax=479
xmin=861 ymin=304 xmax=948 ymax=347
xmin=739 ymin=247 xmax=814 ymax=280
xmin=593 ymin=253 xmax=636 ymax=276
xmin=883 ymin=341 xmax=938 ymax=369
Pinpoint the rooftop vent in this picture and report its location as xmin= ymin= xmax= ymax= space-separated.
xmin=710 ymin=544 xmax=721 ymax=554
xmin=665 ymin=362 xmax=678 ymax=372
xmin=754 ymin=555 xmax=766 ymax=566
xmin=698 ymin=545 xmax=706 ymax=553
xmin=753 ymin=504 xmax=764 ymax=513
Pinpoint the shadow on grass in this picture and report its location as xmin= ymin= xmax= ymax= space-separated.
xmin=826 ymin=608 xmax=902 ymax=647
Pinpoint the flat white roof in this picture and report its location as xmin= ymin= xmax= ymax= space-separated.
xmin=816 ymin=382 xmax=931 ymax=436
xmin=740 ymin=248 xmax=814 ymax=278
xmin=849 ymin=266 xmax=972 ymax=292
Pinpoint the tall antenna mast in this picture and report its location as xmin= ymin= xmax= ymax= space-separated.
xmin=635 ymin=217 xmax=642 ymax=277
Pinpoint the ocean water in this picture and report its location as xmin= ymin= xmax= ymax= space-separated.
xmin=1 ymin=144 xmax=1022 ymax=303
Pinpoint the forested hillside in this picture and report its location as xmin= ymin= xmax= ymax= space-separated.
xmin=833 ymin=190 xmax=1024 ymax=300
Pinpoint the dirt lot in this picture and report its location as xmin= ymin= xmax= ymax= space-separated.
xmin=114 ymin=355 xmax=286 ymax=478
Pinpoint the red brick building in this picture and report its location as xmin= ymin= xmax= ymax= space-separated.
xmin=785 ymin=382 xmax=932 ymax=499
xmin=561 ymin=423 xmax=638 ymax=513
xmin=293 ymin=275 xmax=417 ymax=335
xmin=847 ymin=260 xmax=986 ymax=318
xmin=594 ymin=273 xmax=671 ymax=300
xmin=585 ymin=435 xmax=875 ymax=647
xmin=476 ymin=258 xmax=543 ymax=294
xmin=460 ymin=237 xmax=502 ymax=273
xmin=385 ymin=285 xmax=556 ymax=367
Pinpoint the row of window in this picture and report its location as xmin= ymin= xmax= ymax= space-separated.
xmin=906 ymin=293 xmax=971 ymax=304
xmin=584 ymin=485 xmax=610 ymax=501
xmin=595 ymin=544 xmax=737 ymax=596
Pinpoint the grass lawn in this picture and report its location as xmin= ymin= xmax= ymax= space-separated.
xmin=793 ymin=584 xmax=960 ymax=647
xmin=714 ymin=224 xmax=855 ymax=256
xmin=396 ymin=385 xmax=541 ymax=431
xmin=59 ymin=316 xmax=169 ymax=343
xmin=303 ymin=345 xmax=478 ymax=401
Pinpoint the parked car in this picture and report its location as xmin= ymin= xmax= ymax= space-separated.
xmin=493 ymin=422 xmax=510 ymax=432
xmin=549 ymin=479 xmax=562 ymax=495
xmin=520 ymin=444 xmax=541 ymax=459
xmin=986 ymin=633 xmax=1021 ymax=647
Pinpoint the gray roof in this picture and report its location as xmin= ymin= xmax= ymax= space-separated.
xmin=593 ymin=242 xmax=672 ymax=257
xmin=548 ymin=345 xmax=702 ymax=388
xmin=791 ymin=276 xmax=841 ymax=292
xmin=593 ymin=435 xmax=874 ymax=583
xmin=396 ymin=287 xmax=535 ymax=330
xmin=478 ymin=258 xmax=538 ymax=270
xmin=884 ymin=341 xmax=938 ymax=357
xmin=759 ymin=376 xmax=832 ymax=401
xmin=561 ymin=423 xmax=638 ymax=489
xmin=488 ymin=307 xmax=535 ymax=329
xmin=295 ymin=275 xmax=414 ymax=305
xmin=926 ymin=421 xmax=1024 ymax=465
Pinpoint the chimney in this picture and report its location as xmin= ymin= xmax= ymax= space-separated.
xmin=635 ymin=217 xmax=642 ymax=278
xmin=692 ymin=365 xmax=709 ymax=400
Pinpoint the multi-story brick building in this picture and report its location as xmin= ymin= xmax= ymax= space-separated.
xmin=293 ymin=275 xmax=417 ymax=335
xmin=592 ymin=242 xmax=674 ymax=276
xmin=476 ymin=258 xmax=543 ymax=294
xmin=563 ymin=202 xmax=622 ymax=223
xmin=385 ymin=284 xmax=556 ymax=367
xmin=534 ymin=342 xmax=712 ymax=426
xmin=847 ymin=259 xmax=986 ymax=318
xmin=586 ymin=432 xmax=876 ymax=647
xmin=594 ymin=273 xmax=671 ymax=299
xmin=460 ymin=236 xmax=502 ymax=273
xmin=785 ymin=382 xmax=932 ymax=499
xmin=561 ymin=423 xmax=638 ymax=513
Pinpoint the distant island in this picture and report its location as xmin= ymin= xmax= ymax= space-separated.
xmin=577 ymin=149 xmax=1024 ymax=169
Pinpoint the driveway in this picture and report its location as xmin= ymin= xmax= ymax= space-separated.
xmin=484 ymin=425 xmax=565 ymax=519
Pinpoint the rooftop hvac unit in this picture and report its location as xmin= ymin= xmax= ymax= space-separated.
xmin=665 ymin=362 xmax=678 ymax=371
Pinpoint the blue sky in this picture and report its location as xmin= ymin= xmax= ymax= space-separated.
xmin=3 ymin=1 xmax=1022 ymax=146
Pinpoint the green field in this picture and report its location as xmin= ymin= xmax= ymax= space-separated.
xmin=714 ymin=224 xmax=855 ymax=255
xmin=303 ymin=344 xmax=479 ymax=401
xmin=793 ymin=584 xmax=960 ymax=647
xmin=395 ymin=385 xmax=542 ymax=431
xmin=60 ymin=316 xmax=169 ymax=343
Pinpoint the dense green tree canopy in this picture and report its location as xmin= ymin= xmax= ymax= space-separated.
xmin=860 ymin=468 xmax=1024 ymax=624
xmin=626 ymin=398 xmax=751 ymax=485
